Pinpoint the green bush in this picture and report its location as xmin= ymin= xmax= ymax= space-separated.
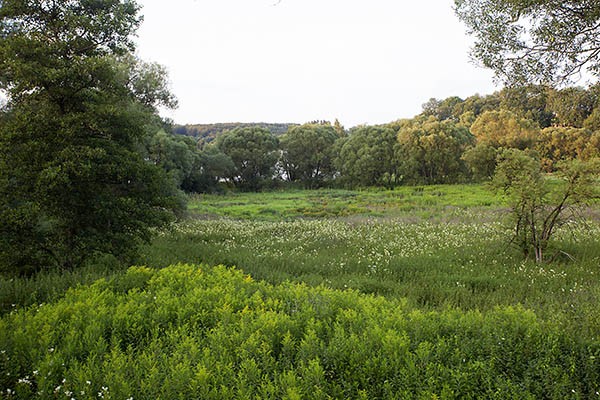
xmin=1 ymin=264 xmax=599 ymax=399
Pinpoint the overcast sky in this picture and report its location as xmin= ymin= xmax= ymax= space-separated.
xmin=135 ymin=0 xmax=499 ymax=127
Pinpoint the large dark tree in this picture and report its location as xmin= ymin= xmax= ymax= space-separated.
xmin=0 ymin=0 xmax=183 ymax=273
xmin=334 ymin=126 xmax=400 ymax=188
xmin=279 ymin=124 xmax=338 ymax=188
xmin=215 ymin=127 xmax=279 ymax=190
xmin=455 ymin=0 xmax=600 ymax=86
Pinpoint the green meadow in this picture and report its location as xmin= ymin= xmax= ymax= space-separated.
xmin=2 ymin=185 xmax=600 ymax=398
xmin=187 ymin=184 xmax=504 ymax=220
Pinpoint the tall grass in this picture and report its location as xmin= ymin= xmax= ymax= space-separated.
xmin=0 ymin=255 xmax=124 ymax=315
xmin=138 ymin=216 xmax=600 ymax=335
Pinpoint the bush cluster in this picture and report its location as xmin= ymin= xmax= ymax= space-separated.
xmin=1 ymin=264 xmax=599 ymax=399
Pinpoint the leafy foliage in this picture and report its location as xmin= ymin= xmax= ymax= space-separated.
xmin=334 ymin=126 xmax=400 ymax=188
xmin=157 ymin=85 xmax=600 ymax=192
xmin=455 ymin=0 xmax=600 ymax=85
xmin=144 ymin=130 xmax=199 ymax=187
xmin=493 ymin=149 xmax=600 ymax=263
xmin=498 ymin=85 xmax=554 ymax=128
xmin=546 ymin=86 xmax=598 ymax=128
xmin=187 ymin=146 xmax=235 ymax=193
xmin=421 ymin=96 xmax=465 ymax=121
xmin=470 ymin=110 xmax=539 ymax=150
xmin=461 ymin=143 xmax=499 ymax=181
xmin=396 ymin=117 xmax=474 ymax=184
xmin=280 ymin=124 xmax=338 ymax=188
xmin=536 ymin=127 xmax=599 ymax=172
xmin=215 ymin=127 xmax=280 ymax=190
xmin=174 ymin=122 xmax=295 ymax=145
xmin=0 ymin=0 xmax=183 ymax=273
xmin=2 ymin=263 xmax=600 ymax=399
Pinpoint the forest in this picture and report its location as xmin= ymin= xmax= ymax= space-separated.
xmin=173 ymin=122 xmax=296 ymax=144
xmin=152 ymin=85 xmax=600 ymax=192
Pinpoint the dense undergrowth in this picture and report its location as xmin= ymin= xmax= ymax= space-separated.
xmin=2 ymin=264 xmax=600 ymax=399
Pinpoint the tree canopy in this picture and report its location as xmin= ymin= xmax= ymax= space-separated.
xmin=455 ymin=0 xmax=600 ymax=86
xmin=280 ymin=124 xmax=338 ymax=188
xmin=215 ymin=127 xmax=279 ymax=190
xmin=334 ymin=126 xmax=399 ymax=188
xmin=396 ymin=117 xmax=474 ymax=184
xmin=0 ymin=0 xmax=182 ymax=273
xmin=470 ymin=110 xmax=539 ymax=150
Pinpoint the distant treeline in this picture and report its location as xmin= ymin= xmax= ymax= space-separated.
xmin=173 ymin=123 xmax=297 ymax=145
xmin=149 ymin=85 xmax=600 ymax=192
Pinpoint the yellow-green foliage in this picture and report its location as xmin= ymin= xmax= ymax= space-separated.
xmin=1 ymin=264 xmax=599 ymax=399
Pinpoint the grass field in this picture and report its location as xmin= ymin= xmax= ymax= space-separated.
xmin=144 ymin=201 xmax=600 ymax=336
xmin=187 ymin=184 xmax=505 ymax=220
xmin=2 ymin=184 xmax=600 ymax=398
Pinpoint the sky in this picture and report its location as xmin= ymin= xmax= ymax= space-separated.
xmin=135 ymin=0 xmax=499 ymax=127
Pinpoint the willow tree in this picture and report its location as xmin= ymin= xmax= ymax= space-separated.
xmin=455 ymin=0 xmax=600 ymax=86
xmin=280 ymin=124 xmax=338 ymax=188
xmin=215 ymin=127 xmax=279 ymax=190
xmin=335 ymin=126 xmax=400 ymax=188
xmin=396 ymin=117 xmax=474 ymax=184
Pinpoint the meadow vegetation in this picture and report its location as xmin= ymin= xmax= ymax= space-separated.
xmin=2 ymin=186 xmax=600 ymax=398
xmin=187 ymin=184 xmax=503 ymax=220
xmin=2 ymin=264 xmax=600 ymax=399
xmin=3 ymin=0 xmax=600 ymax=397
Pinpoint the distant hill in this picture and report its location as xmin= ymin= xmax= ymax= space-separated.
xmin=173 ymin=123 xmax=298 ymax=144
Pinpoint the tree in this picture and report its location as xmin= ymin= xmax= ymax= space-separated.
xmin=498 ymin=85 xmax=554 ymax=128
xmin=396 ymin=117 xmax=474 ymax=184
xmin=334 ymin=126 xmax=399 ymax=188
xmin=461 ymin=93 xmax=501 ymax=118
xmin=462 ymin=143 xmax=499 ymax=181
xmin=493 ymin=149 xmax=600 ymax=263
xmin=118 ymin=54 xmax=178 ymax=111
xmin=581 ymin=132 xmax=600 ymax=160
xmin=279 ymin=124 xmax=338 ymax=188
xmin=0 ymin=0 xmax=183 ymax=273
xmin=190 ymin=146 xmax=235 ymax=193
xmin=546 ymin=87 xmax=597 ymax=128
xmin=536 ymin=127 xmax=594 ymax=172
xmin=584 ymin=107 xmax=600 ymax=132
xmin=455 ymin=0 xmax=600 ymax=86
xmin=421 ymin=96 xmax=464 ymax=121
xmin=215 ymin=127 xmax=279 ymax=190
xmin=333 ymin=118 xmax=346 ymax=137
xmin=459 ymin=111 xmax=477 ymax=128
xmin=139 ymin=126 xmax=236 ymax=194
xmin=144 ymin=130 xmax=198 ymax=188
xmin=470 ymin=110 xmax=539 ymax=150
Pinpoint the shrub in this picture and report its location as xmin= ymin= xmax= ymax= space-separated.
xmin=1 ymin=264 xmax=599 ymax=398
